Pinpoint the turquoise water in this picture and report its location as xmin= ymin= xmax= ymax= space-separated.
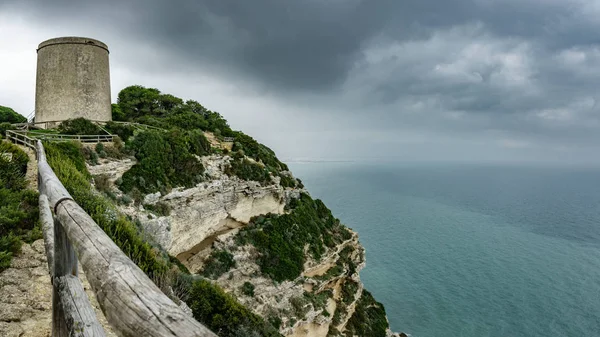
xmin=288 ymin=162 xmax=600 ymax=337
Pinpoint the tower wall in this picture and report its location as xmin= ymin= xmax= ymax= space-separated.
xmin=35 ymin=37 xmax=111 ymax=128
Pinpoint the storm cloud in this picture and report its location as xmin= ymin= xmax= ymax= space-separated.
xmin=1 ymin=0 xmax=600 ymax=164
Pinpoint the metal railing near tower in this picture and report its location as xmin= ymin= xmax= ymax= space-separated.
xmin=7 ymin=138 xmax=219 ymax=336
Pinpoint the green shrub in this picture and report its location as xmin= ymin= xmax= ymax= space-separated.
xmin=120 ymin=130 xmax=204 ymax=194
xmin=103 ymin=137 xmax=126 ymax=159
xmin=93 ymin=174 xmax=111 ymax=193
xmin=236 ymin=193 xmax=351 ymax=282
xmin=231 ymin=132 xmax=287 ymax=172
xmin=341 ymin=280 xmax=359 ymax=305
xmin=0 ymin=122 xmax=15 ymax=137
xmin=268 ymin=316 xmax=282 ymax=330
xmin=58 ymin=118 xmax=102 ymax=135
xmin=343 ymin=290 xmax=389 ymax=337
xmin=111 ymin=103 xmax=126 ymax=121
xmin=118 ymin=194 xmax=133 ymax=205
xmin=278 ymin=174 xmax=297 ymax=188
xmin=290 ymin=296 xmax=310 ymax=319
xmin=241 ymin=282 xmax=255 ymax=297
xmin=187 ymin=279 xmax=281 ymax=337
xmin=46 ymin=141 xmax=89 ymax=176
xmin=0 ymin=106 xmax=26 ymax=124
xmin=187 ymin=129 xmax=211 ymax=156
xmin=304 ymin=289 xmax=333 ymax=313
xmin=144 ymin=202 xmax=171 ymax=216
xmin=105 ymin=121 xmax=135 ymax=142
xmin=225 ymin=158 xmax=271 ymax=184
xmin=0 ymin=141 xmax=39 ymax=271
xmin=202 ymin=250 xmax=236 ymax=279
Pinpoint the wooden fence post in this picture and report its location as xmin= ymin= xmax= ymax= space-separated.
xmin=39 ymin=195 xmax=55 ymax=276
xmin=53 ymin=215 xmax=76 ymax=337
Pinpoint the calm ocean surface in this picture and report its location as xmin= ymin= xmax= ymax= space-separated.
xmin=288 ymin=162 xmax=600 ymax=337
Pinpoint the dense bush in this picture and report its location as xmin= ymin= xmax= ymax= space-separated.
xmin=343 ymin=290 xmax=389 ymax=337
xmin=304 ymin=289 xmax=333 ymax=315
xmin=0 ymin=122 xmax=15 ymax=137
xmin=241 ymin=281 xmax=255 ymax=297
xmin=341 ymin=280 xmax=359 ymax=305
xmin=225 ymin=156 xmax=271 ymax=184
xmin=202 ymin=250 xmax=236 ymax=279
xmin=114 ymin=86 xmax=234 ymax=136
xmin=58 ymin=118 xmax=103 ymax=135
xmin=236 ymin=193 xmax=352 ymax=282
xmin=278 ymin=173 xmax=297 ymax=188
xmin=93 ymin=174 xmax=111 ymax=193
xmin=119 ymin=130 xmax=205 ymax=194
xmin=231 ymin=132 xmax=288 ymax=172
xmin=0 ymin=106 xmax=26 ymax=124
xmin=104 ymin=121 xmax=135 ymax=142
xmin=0 ymin=141 xmax=40 ymax=271
xmin=187 ymin=279 xmax=281 ymax=337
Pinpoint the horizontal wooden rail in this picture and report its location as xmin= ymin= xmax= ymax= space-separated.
xmin=6 ymin=130 xmax=37 ymax=150
xmin=26 ymin=119 xmax=165 ymax=131
xmin=36 ymin=140 xmax=217 ymax=337
xmin=8 ymin=130 xmax=116 ymax=144
xmin=39 ymin=195 xmax=55 ymax=276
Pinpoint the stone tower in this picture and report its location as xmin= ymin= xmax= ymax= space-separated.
xmin=35 ymin=37 xmax=111 ymax=128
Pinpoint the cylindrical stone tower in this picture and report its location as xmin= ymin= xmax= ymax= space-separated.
xmin=35 ymin=37 xmax=111 ymax=128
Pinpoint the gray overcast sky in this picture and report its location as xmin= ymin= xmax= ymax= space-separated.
xmin=2 ymin=0 xmax=600 ymax=164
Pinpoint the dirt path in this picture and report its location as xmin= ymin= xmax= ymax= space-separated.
xmin=17 ymin=145 xmax=38 ymax=190
xmin=0 ymin=240 xmax=117 ymax=337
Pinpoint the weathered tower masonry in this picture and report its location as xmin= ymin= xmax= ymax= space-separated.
xmin=35 ymin=37 xmax=111 ymax=128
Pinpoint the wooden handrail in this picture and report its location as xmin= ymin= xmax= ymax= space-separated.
xmin=36 ymin=140 xmax=217 ymax=337
xmin=8 ymin=130 xmax=116 ymax=144
xmin=25 ymin=119 xmax=165 ymax=131
xmin=6 ymin=130 xmax=37 ymax=150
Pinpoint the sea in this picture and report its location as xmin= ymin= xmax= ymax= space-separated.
xmin=288 ymin=161 xmax=600 ymax=337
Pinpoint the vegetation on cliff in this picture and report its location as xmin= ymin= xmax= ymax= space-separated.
xmin=108 ymin=85 xmax=290 ymax=189
xmin=236 ymin=193 xmax=353 ymax=282
xmin=343 ymin=289 xmax=389 ymax=337
xmin=44 ymin=140 xmax=281 ymax=336
xmin=0 ymin=141 xmax=40 ymax=271
xmin=30 ymin=84 xmax=396 ymax=336
xmin=119 ymin=129 xmax=207 ymax=194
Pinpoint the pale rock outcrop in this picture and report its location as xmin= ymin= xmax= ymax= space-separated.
xmin=114 ymin=155 xmax=301 ymax=259
xmin=87 ymin=158 xmax=135 ymax=182
xmin=88 ymin=151 xmax=400 ymax=336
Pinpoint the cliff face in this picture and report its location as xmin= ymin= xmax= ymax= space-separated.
xmin=91 ymin=150 xmax=399 ymax=337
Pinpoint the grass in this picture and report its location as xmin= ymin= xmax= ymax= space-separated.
xmin=0 ymin=141 xmax=41 ymax=271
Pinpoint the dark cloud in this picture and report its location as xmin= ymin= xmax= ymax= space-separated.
xmin=3 ymin=0 xmax=600 ymax=163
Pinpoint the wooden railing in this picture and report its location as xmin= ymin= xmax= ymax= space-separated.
xmin=25 ymin=119 xmax=165 ymax=131
xmin=6 ymin=130 xmax=37 ymax=149
xmin=35 ymin=140 xmax=217 ymax=337
xmin=7 ymin=129 xmax=116 ymax=144
xmin=27 ymin=131 xmax=116 ymax=143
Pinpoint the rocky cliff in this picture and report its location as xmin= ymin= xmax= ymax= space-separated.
xmin=90 ymin=140 xmax=401 ymax=337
